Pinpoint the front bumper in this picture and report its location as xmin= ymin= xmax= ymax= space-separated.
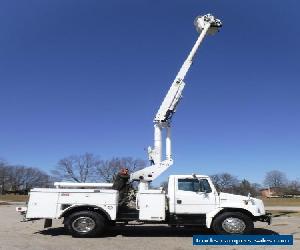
xmin=255 ymin=213 xmax=272 ymax=225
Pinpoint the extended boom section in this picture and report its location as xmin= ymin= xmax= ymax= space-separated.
xmin=130 ymin=14 xmax=222 ymax=185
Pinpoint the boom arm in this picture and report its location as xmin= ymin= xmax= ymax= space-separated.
xmin=154 ymin=14 xmax=222 ymax=124
xmin=130 ymin=14 xmax=222 ymax=185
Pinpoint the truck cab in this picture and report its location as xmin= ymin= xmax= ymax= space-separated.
xmin=166 ymin=175 xmax=270 ymax=233
xmin=135 ymin=175 xmax=270 ymax=234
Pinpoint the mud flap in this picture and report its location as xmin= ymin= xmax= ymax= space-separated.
xmin=44 ymin=219 xmax=52 ymax=228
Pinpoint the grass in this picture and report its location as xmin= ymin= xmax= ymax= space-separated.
xmin=0 ymin=194 xmax=28 ymax=202
xmin=262 ymin=197 xmax=300 ymax=206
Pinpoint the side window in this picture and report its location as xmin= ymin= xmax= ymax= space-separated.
xmin=178 ymin=178 xmax=212 ymax=193
xmin=178 ymin=179 xmax=200 ymax=192
xmin=199 ymin=179 xmax=212 ymax=193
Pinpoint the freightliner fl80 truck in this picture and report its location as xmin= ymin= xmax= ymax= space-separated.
xmin=17 ymin=14 xmax=271 ymax=237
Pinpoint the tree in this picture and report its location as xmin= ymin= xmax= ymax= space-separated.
xmin=263 ymin=170 xmax=288 ymax=188
xmin=52 ymin=153 xmax=100 ymax=182
xmin=8 ymin=166 xmax=24 ymax=191
xmin=6 ymin=165 xmax=50 ymax=192
xmin=51 ymin=154 xmax=146 ymax=183
xmin=0 ymin=160 xmax=10 ymax=194
xmin=251 ymin=183 xmax=262 ymax=196
xmin=284 ymin=180 xmax=300 ymax=195
xmin=96 ymin=157 xmax=146 ymax=182
xmin=22 ymin=167 xmax=50 ymax=191
xmin=235 ymin=179 xmax=261 ymax=196
xmin=0 ymin=162 xmax=51 ymax=194
xmin=287 ymin=180 xmax=300 ymax=192
xmin=210 ymin=173 xmax=239 ymax=193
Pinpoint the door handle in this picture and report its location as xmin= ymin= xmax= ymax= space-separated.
xmin=177 ymin=199 xmax=182 ymax=204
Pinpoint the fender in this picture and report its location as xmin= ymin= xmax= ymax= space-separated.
xmin=58 ymin=204 xmax=113 ymax=221
xmin=206 ymin=207 xmax=256 ymax=228
xmin=206 ymin=208 xmax=223 ymax=228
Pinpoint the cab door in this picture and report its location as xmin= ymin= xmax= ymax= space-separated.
xmin=174 ymin=177 xmax=217 ymax=214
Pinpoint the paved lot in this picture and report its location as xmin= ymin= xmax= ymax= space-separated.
xmin=0 ymin=205 xmax=299 ymax=250
xmin=265 ymin=206 xmax=300 ymax=211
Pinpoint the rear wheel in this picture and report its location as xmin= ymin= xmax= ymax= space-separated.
xmin=212 ymin=212 xmax=254 ymax=234
xmin=64 ymin=211 xmax=106 ymax=237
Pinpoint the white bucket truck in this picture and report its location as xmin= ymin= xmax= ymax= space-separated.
xmin=17 ymin=14 xmax=271 ymax=237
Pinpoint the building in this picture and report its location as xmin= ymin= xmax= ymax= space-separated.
xmin=260 ymin=187 xmax=281 ymax=198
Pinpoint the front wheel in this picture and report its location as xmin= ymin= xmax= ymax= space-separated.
xmin=64 ymin=211 xmax=106 ymax=237
xmin=212 ymin=212 xmax=254 ymax=234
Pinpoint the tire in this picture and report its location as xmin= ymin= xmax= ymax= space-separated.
xmin=212 ymin=212 xmax=254 ymax=235
xmin=64 ymin=211 xmax=106 ymax=237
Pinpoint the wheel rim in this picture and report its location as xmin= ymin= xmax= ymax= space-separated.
xmin=221 ymin=217 xmax=246 ymax=234
xmin=72 ymin=216 xmax=96 ymax=233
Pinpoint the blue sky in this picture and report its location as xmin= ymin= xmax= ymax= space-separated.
xmin=0 ymin=0 xmax=299 ymax=185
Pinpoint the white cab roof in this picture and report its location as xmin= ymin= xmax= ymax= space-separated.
xmin=169 ymin=174 xmax=209 ymax=178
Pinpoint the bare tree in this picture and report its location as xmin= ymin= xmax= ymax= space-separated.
xmin=1 ymin=164 xmax=51 ymax=194
xmin=0 ymin=160 xmax=10 ymax=194
xmin=22 ymin=167 xmax=50 ymax=191
xmin=263 ymin=170 xmax=288 ymax=188
xmin=251 ymin=183 xmax=262 ymax=195
xmin=210 ymin=174 xmax=262 ymax=196
xmin=96 ymin=157 xmax=146 ymax=182
xmin=235 ymin=179 xmax=261 ymax=197
xmin=52 ymin=153 xmax=100 ymax=182
xmin=283 ymin=180 xmax=300 ymax=195
xmin=210 ymin=173 xmax=239 ymax=193
xmin=8 ymin=166 xmax=27 ymax=192
xmin=287 ymin=180 xmax=300 ymax=191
